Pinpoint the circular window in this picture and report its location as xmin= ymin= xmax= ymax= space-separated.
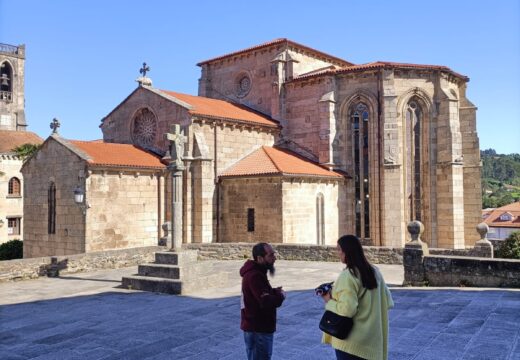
xmin=236 ymin=73 xmax=252 ymax=98
xmin=132 ymin=108 xmax=157 ymax=148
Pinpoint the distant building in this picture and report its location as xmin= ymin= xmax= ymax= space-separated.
xmin=484 ymin=202 xmax=520 ymax=240
xmin=22 ymin=39 xmax=482 ymax=257
xmin=0 ymin=43 xmax=43 ymax=244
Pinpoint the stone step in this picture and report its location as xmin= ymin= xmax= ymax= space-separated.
xmin=154 ymin=250 xmax=198 ymax=265
xmin=138 ymin=262 xmax=218 ymax=280
xmin=138 ymin=264 xmax=180 ymax=279
xmin=122 ymin=275 xmax=183 ymax=294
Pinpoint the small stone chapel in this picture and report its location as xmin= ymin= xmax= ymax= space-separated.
xmin=22 ymin=38 xmax=482 ymax=258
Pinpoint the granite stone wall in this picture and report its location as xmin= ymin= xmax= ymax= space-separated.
xmin=0 ymin=246 xmax=162 ymax=282
xmin=404 ymin=238 xmax=520 ymax=288
xmin=184 ymin=243 xmax=403 ymax=264
xmin=423 ymin=255 xmax=520 ymax=287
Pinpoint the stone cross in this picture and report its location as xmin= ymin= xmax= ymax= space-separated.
xmin=50 ymin=118 xmax=60 ymax=134
xmin=139 ymin=62 xmax=150 ymax=77
xmin=165 ymin=124 xmax=186 ymax=251
xmin=165 ymin=124 xmax=187 ymax=170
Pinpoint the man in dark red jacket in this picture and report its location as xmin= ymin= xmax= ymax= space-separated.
xmin=240 ymin=242 xmax=286 ymax=360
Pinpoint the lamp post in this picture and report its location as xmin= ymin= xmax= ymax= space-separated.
xmin=73 ymin=186 xmax=89 ymax=215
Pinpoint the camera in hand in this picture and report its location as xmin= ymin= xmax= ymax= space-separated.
xmin=315 ymin=282 xmax=333 ymax=296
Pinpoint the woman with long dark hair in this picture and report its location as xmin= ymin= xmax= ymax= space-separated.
xmin=321 ymin=235 xmax=394 ymax=360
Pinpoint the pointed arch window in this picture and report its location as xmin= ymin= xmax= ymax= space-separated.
xmin=351 ymin=103 xmax=370 ymax=239
xmin=0 ymin=62 xmax=13 ymax=102
xmin=48 ymin=182 xmax=56 ymax=234
xmin=405 ymin=100 xmax=422 ymax=221
xmin=8 ymin=177 xmax=21 ymax=196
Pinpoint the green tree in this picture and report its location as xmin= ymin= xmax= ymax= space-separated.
xmin=12 ymin=143 xmax=41 ymax=160
xmin=0 ymin=240 xmax=23 ymax=260
xmin=496 ymin=231 xmax=520 ymax=259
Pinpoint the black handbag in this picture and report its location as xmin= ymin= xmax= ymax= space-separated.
xmin=319 ymin=288 xmax=367 ymax=339
xmin=319 ymin=310 xmax=353 ymax=339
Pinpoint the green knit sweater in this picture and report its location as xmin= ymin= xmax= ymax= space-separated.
xmin=322 ymin=266 xmax=394 ymax=360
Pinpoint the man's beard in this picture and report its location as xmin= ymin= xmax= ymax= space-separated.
xmin=266 ymin=263 xmax=276 ymax=277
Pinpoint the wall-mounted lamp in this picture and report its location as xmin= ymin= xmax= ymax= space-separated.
xmin=73 ymin=186 xmax=90 ymax=215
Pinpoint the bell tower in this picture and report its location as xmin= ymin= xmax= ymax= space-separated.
xmin=0 ymin=43 xmax=26 ymax=131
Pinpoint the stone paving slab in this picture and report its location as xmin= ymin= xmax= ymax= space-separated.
xmin=0 ymin=260 xmax=519 ymax=359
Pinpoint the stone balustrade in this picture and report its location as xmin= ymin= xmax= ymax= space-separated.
xmin=403 ymin=221 xmax=520 ymax=287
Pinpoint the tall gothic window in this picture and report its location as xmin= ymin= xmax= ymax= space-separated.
xmin=351 ymin=103 xmax=370 ymax=239
xmin=48 ymin=182 xmax=56 ymax=234
xmin=405 ymin=100 xmax=422 ymax=221
xmin=316 ymin=193 xmax=325 ymax=245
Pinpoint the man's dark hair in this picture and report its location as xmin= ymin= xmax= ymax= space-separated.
xmin=252 ymin=242 xmax=268 ymax=261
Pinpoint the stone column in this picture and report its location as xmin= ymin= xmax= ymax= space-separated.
xmin=459 ymin=83 xmax=482 ymax=246
xmin=170 ymin=165 xmax=183 ymax=250
xmin=435 ymin=75 xmax=465 ymax=249
xmin=380 ymin=69 xmax=406 ymax=247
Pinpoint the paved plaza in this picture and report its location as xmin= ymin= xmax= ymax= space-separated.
xmin=1 ymin=260 xmax=519 ymax=359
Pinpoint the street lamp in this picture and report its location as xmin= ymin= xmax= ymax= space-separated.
xmin=73 ymin=186 xmax=89 ymax=214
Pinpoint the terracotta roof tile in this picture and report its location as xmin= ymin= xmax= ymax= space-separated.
xmin=159 ymin=90 xmax=279 ymax=128
xmin=197 ymin=38 xmax=353 ymax=67
xmin=69 ymin=140 xmax=166 ymax=169
xmin=0 ymin=130 xmax=43 ymax=153
xmin=484 ymin=202 xmax=520 ymax=228
xmin=220 ymin=146 xmax=343 ymax=178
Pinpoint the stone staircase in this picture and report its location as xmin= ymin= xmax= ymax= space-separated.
xmin=121 ymin=250 xmax=229 ymax=295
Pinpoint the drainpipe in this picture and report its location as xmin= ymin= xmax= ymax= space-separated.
xmin=214 ymin=122 xmax=220 ymax=243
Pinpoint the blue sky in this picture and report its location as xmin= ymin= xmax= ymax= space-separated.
xmin=1 ymin=0 xmax=519 ymax=154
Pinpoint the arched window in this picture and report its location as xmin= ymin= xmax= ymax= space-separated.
xmin=8 ymin=177 xmax=21 ymax=196
xmin=351 ymin=103 xmax=370 ymax=239
xmin=48 ymin=182 xmax=56 ymax=234
xmin=316 ymin=193 xmax=325 ymax=245
xmin=405 ymin=100 xmax=422 ymax=221
xmin=0 ymin=62 xmax=13 ymax=101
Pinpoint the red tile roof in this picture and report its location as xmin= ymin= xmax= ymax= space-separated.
xmin=0 ymin=130 xmax=43 ymax=153
xmin=159 ymin=90 xmax=279 ymax=128
xmin=220 ymin=146 xmax=343 ymax=178
xmin=293 ymin=61 xmax=469 ymax=82
xmin=197 ymin=38 xmax=353 ymax=67
xmin=484 ymin=202 xmax=520 ymax=228
xmin=69 ymin=140 xmax=166 ymax=169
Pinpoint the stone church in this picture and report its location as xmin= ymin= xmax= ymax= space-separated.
xmin=0 ymin=43 xmax=42 ymax=244
xmin=22 ymin=38 xmax=481 ymax=258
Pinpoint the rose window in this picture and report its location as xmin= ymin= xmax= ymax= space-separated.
xmin=236 ymin=74 xmax=252 ymax=98
xmin=132 ymin=108 xmax=157 ymax=148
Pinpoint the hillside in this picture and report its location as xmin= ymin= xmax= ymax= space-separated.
xmin=481 ymin=149 xmax=520 ymax=208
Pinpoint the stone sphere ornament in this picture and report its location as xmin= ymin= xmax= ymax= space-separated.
xmin=407 ymin=220 xmax=424 ymax=241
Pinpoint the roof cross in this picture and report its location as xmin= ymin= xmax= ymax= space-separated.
xmin=50 ymin=118 xmax=60 ymax=134
xmin=139 ymin=62 xmax=150 ymax=77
